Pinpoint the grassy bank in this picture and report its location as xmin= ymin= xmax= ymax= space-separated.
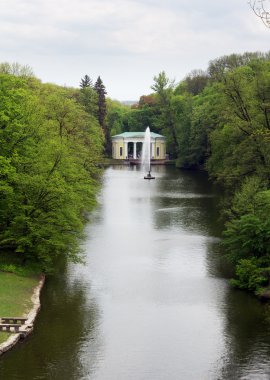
xmin=0 ymin=272 xmax=40 ymax=344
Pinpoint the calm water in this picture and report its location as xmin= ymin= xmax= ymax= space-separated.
xmin=1 ymin=166 xmax=270 ymax=380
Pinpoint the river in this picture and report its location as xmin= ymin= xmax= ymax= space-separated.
xmin=1 ymin=165 xmax=270 ymax=380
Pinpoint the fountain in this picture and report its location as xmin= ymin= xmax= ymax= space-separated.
xmin=142 ymin=127 xmax=155 ymax=179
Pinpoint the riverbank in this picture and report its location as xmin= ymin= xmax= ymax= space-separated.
xmin=0 ymin=272 xmax=45 ymax=355
xmin=99 ymin=158 xmax=176 ymax=167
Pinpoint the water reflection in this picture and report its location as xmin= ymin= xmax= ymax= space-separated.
xmin=0 ymin=261 xmax=100 ymax=380
xmin=219 ymin=290 xmax=270 ymax=379
xmin=153 ymin=167 xmax=223 ymax=238
xmin=1 ymin=165 xmax=270 ymax=379
xmin=78 ymin=166 xmax=230 ymax=379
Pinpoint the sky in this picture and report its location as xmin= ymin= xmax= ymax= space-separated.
xmin=0 ymin=0 xmax=269 ymax=100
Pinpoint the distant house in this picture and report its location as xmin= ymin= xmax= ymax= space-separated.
xmin=111 ymin=132 xmax=166 ymax=160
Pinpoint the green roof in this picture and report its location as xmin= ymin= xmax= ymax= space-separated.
xmin=112 ymin=132 xmax=165 ymax=139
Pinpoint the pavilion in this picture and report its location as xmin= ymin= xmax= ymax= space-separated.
xmin=111 ymin=132 xmax=166 ymax=161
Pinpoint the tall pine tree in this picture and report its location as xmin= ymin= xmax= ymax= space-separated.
xmin=94 ymin=76 xmax=111 ymax=155
xmin=79 ymin=74 xmax=97 ymax=116
xmin=80 ymin=74 xmax=93 ymax=89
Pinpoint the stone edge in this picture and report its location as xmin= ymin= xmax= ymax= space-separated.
xmin=0 ymin=274 xmax=45 ymax=356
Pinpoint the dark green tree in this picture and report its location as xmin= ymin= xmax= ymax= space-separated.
xmin=182 ymin=70 xmax=209 ymax=96
xmin=80 ymin=74 xmax=93 ymax=89
xmin=94 ymin=76 xmax=111 ymax=155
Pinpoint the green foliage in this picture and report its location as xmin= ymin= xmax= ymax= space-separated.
xmin=208 ymin=52 xmax=270 ymax=81
xmin=106 ymin=100 xmax=127 ymax=136
xmin=0 ymin=62 xmax=34 ymax=77
xmin=151 ymin=71 xmax=175 ymax=98
xmin=78 ymin=86 xmax=98 ymax=116
xmin=223 ymin=183 xmax=270 ymax=292
xmin=230 ymin=258 xmax=268 ymax=291
xmin=179 ymin=69 xmax=209 ymax=96
xmin=126 ymin=107 xmax=158 ymax=132
xmin=150 ymin=71 xmax=180 ymax=157
xmin=206 ymin=59 xmax=270 ymax=185
xmin=94 ymin=76 xmax=110 ymax=154
xmin=229 ymin=176 xmax=267 ymax=217
xmin=188 ymin=83 xmax=224 ymax=166
xmin=0 ymin=72 xmax=104 ymax=272
xmin=172 ymin=94 xmax=193 ymax=166
xmin=224 ymin=213 xmax=270 ymax=263
xmin=224 ymin=184 xmax=270 ymax=260
xmin=80 ymin=74 xmax=93 ymax=89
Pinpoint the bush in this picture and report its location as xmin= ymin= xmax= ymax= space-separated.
xmin=223 ymin=188 xmax=270 ymax=264
xmin=230 ymin=258 xmax=268 ymax=291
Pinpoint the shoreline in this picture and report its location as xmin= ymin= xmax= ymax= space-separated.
xmin=0 ymin=274 xmax=45 ymax=356
xmin=99 ymin=158 xmax=176 ymax=167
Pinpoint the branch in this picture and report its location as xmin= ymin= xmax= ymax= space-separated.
xmin=249 ymin=0 xmax=270 ymax=27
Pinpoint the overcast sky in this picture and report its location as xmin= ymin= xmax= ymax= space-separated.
xmin=0 ymin=0 xmax=269 ymax=100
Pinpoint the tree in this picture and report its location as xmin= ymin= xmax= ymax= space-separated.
xmin=94 ymin=76 xmax=111 ymax=154
xmin=106 ymin=99 xmax=130 ymax=136
xmin=222 ymin=177 xmax=270 ymax=293
xmin=170 ymin=94 xmax=193 ymax=167
xmin=230 ymin=258 xmax=268 ymax=291
xmin=208 ymin=52 xmax=269 ymax=81
xmin=80 ymin=74 xmax=93 ymax=89
xmin=206 ymin=59 xmax=270 ymax=186
xmin=249 ymin=0 xmax=270 ymax=27
xmin=77 ymin=84 xmax=98 ymax=117
xmin=151 ymin=71 xmax=174 ymax=104
xmin=150 ymin=72 xmax=180 ymax=156
xmin=183 ymin=70 xmax=209 ymax=96
xmin=94 ymin=76 xmax=107 ymax=125
xmin=138 ymin=94 xmax=156 ymax=108
xmin=0 ymin=62 xmax=34 ymax=77
xmin=188 ymin=82 xmax=225 ymax=167
xmin=0 ymin=74 xmax=103 ymax=272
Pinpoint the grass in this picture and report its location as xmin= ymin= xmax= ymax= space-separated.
xmin=0 ymin=332 xmax=10 ymax=344
xmin=0 ymin=271 xmax=40 ymax=345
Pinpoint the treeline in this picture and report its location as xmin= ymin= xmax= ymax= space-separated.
xmin=107 ymin=51 xmax=270 ymax=296
xmin=0 ymin=66 xmax=105 ymax=273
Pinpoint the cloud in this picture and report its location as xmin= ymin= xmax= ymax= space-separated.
xmin=0 ymin=0 xmax=269 ymax=99
xmin=0 ymin=0 xmax=254 ymax=54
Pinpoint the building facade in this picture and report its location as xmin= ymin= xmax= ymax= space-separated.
xmin=112 ymin=132 xmax=166 ymax=160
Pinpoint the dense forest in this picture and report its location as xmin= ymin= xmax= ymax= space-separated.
xmin=107 ymin=51 xmax=270 ymax=296
xmin=0 ymin=64 xmax=104 ymax=273
xmin=0 ymin=53 xmax=269 ymax=296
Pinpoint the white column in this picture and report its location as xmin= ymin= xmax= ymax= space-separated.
xmin=125 ymin=141 xmax=128 ymax=159
xmin=133 ymin=142 xmax=137 ymax=159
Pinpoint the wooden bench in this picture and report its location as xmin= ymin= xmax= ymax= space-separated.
xmin=0 ymin=324 xmax=21 ymax=333
xmin=1 ymin=317 xmax=27 ymax=325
